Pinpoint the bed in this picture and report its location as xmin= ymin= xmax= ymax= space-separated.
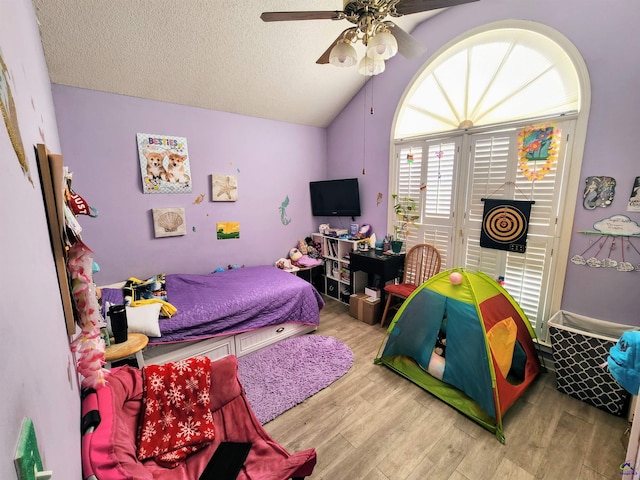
xmin=100 ymin=265 xmax=324 ymax=365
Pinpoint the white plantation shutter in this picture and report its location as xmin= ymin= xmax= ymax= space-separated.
xmin=396 ymin=145 xmax=422 ymax=204
xmin=421 ymin=139 xmax=458 ymax=271
xmin=424 ymin=141 xmax=456 ymax=217
xmin=463 ymin=133 xmax=512 ymax=274
xmin=503 ymin=239 xmax=554 ymax=330
xmin=395 ymin=139 xmax=459 ymax=271
xmin=393 ymin=118 xmax=574 ymax=333
xmin=420 ymin=228 xmax=452 ymax=271
xmin=460 ymin=120 xmax=572 ymax=329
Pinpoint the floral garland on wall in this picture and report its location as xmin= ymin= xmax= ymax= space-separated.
xmin=517 ymin=124 xmax=560 ymax=181
xmin=68 ymin=241 xmax=107 ymax=388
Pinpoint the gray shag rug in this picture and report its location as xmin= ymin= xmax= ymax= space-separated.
xmin=237 ymin=334 xmax=354 ymax=424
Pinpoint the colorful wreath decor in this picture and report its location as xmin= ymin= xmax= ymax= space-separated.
xmin=517 ymin=124 xmax=560 ymax=181
xmin=68 ymin=240 xmax=107 ymax=388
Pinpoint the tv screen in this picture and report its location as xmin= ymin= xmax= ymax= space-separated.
xmin=309 ymin=178 xmax=361 ymax=217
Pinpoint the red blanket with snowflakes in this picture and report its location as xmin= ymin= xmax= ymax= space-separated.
xmin=136 ymin=356 xmax=215 ymax=467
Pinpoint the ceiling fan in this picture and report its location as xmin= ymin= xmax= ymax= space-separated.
xmin=261 ymin=0 xmax=478 ymax=75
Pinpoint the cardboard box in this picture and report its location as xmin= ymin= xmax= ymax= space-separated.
xmin=364 ymin=287 xmax=381 ymax=299
xmin=349 ymin=293 xmax=366 ymax=319
xmin=349 ymin=293 xmax=382 ymax=325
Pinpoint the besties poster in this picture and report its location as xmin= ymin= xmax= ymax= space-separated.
xmin=137 ymin=133 xmax=192 ymax=194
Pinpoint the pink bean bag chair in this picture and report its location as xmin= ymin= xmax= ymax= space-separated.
xmin=81 ymin=355 xmax=316 ymax=480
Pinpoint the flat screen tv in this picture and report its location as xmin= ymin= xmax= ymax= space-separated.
xmin=309 ymin=178 xmax=361 ymax=217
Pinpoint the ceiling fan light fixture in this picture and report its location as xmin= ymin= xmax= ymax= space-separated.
xmin=366 ymin=31 xmax=398 ymax=60
xmin=329 ymin=40 xmax=358 ymax=67
xmin=358 ymin=56 xmax=385 ymax=76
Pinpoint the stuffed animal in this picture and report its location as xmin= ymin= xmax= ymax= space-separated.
xmin=298 ymin=238 xmax=308 ymax=254
xmin=304 ymin=236 xmax=322 ymax=259
xmin=608 ymin=331 xmax=640 ymax=395
xmin=289 ymin=248 xmax=303 ymax=262
xmin=434 ymin=330 xmax=447 ymax=357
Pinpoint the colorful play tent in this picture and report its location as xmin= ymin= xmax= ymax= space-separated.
xmin=375 ymin=269 xmax=541 ymax=442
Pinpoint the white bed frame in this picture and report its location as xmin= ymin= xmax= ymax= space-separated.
xmin=142 ymin=322 xmax=317 ymax=365
xmin=100 ymin=281 xmax=318 ymax=366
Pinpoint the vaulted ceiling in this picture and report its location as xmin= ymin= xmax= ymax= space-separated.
xmin=32 ymin=1 xmax=442 ymax=128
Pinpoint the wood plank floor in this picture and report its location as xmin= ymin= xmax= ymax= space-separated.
xmin=263 ymin=297 xmax=630 ymax=480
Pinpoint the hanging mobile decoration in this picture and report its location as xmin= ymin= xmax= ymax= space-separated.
xmin=435 ymin=150 xmax=444 ymax=181
xmin=571 ymin=235 xmax=607 ymax=267
xmin=603 ymin=237 xmax=618 ymax=268
xmin=572 ymin=215 xmax=640 ymax=271
xmin=407 ymin=148 xmax=414 ymax=163
xmin=517 ymin=124 xmax=560 ymax=181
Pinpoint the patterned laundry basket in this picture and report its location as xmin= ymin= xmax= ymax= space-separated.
xmin=549 ymin=310 xmax=634 ymax=416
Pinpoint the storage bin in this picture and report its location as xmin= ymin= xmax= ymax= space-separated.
xmin=548 ymin=310 xmax=634 ymax=416
xmin=326 ymin=277 xmax=340 ymax=300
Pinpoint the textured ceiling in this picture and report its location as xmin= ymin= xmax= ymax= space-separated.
xmin=32 ymin=1 xmax=440 ymax=128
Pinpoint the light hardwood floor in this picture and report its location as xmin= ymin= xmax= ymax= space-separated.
xmin=264 ymin=297 xmax=630 ymax=480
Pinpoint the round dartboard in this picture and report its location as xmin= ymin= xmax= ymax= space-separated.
xmin=482 ymin=205 xmax=528 ymax=244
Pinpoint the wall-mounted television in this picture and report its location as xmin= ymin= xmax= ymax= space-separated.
xmin=309 ymin=178 xmax=361 ymax=218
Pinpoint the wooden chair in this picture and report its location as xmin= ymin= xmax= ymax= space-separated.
xmin=380 ymin=244 xmax=441 ymax=327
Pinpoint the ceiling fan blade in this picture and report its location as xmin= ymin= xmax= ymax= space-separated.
xmin=394 ymin=0 xmax=478 ymax=16
xmin=316 ymin=29 xmax=352 ymax=64
xmin=386 ymin=22 xmax=427 ymax=59
xmin=261 ymin=11 xmax=343 ymax=22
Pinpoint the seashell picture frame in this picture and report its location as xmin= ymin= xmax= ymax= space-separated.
xmin=152 ymin=207 xmax=186 ymax=238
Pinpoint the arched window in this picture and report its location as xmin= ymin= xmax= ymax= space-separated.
xmin=390 ymin=22 xmax=588 ymax=339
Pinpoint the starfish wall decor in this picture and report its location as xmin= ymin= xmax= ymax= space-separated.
xmin=211 ymin=174 xmax=238 ymax=201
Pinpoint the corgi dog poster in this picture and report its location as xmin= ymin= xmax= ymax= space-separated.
xmin=137 ymin=133 xmax=192 ymax=194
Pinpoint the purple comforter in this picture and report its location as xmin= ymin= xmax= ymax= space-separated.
xmin=101 ymin=266 xmax=324 ymax=344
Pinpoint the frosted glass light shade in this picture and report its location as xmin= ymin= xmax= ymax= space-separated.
xmin=329 ymin=41 xmax=358 ymax=67
xmin=367 ymin=31 xmax=398 ymax=60
xmin=358 ymin=56 xmax=385 ymax=76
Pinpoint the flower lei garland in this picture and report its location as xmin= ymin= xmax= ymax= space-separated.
xmin=68 ymin=241 xmax=108 ymax=388
xmin=517 ymin=124 xmax=560 ymax=181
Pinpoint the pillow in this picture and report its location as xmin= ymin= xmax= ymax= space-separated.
xmin=126 ymin=303 xmax=162 ymax=338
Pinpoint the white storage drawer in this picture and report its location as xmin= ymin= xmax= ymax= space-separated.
xmin=143 ymin=335 xmax=236 ymax=365
xmin=235 ymin=323 xmax=316 ymax=357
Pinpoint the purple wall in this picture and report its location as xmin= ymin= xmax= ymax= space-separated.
xmin=0 ymin=2 xmax=82 ymax=479
xmin=50 ymin=0 xmax=640 ymax=325
xmin=53 ymin=87 xmax=327 ymax=285
xmin=328 ymin=0 xmax=640 ymax=326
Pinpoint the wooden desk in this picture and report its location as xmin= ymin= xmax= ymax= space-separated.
xmin=349 ymin=250 xmax=405 ymax=299
xmin=104 ymin=332 xmax=149 ymax=367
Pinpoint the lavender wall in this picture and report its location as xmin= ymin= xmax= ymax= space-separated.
xmin=328 ymin=0 xmax=640 ymax=326
xmin=53 ymin=86 xmax=327 ymax=285
xmin=0 ymin=2 xmax=81 ymax=479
